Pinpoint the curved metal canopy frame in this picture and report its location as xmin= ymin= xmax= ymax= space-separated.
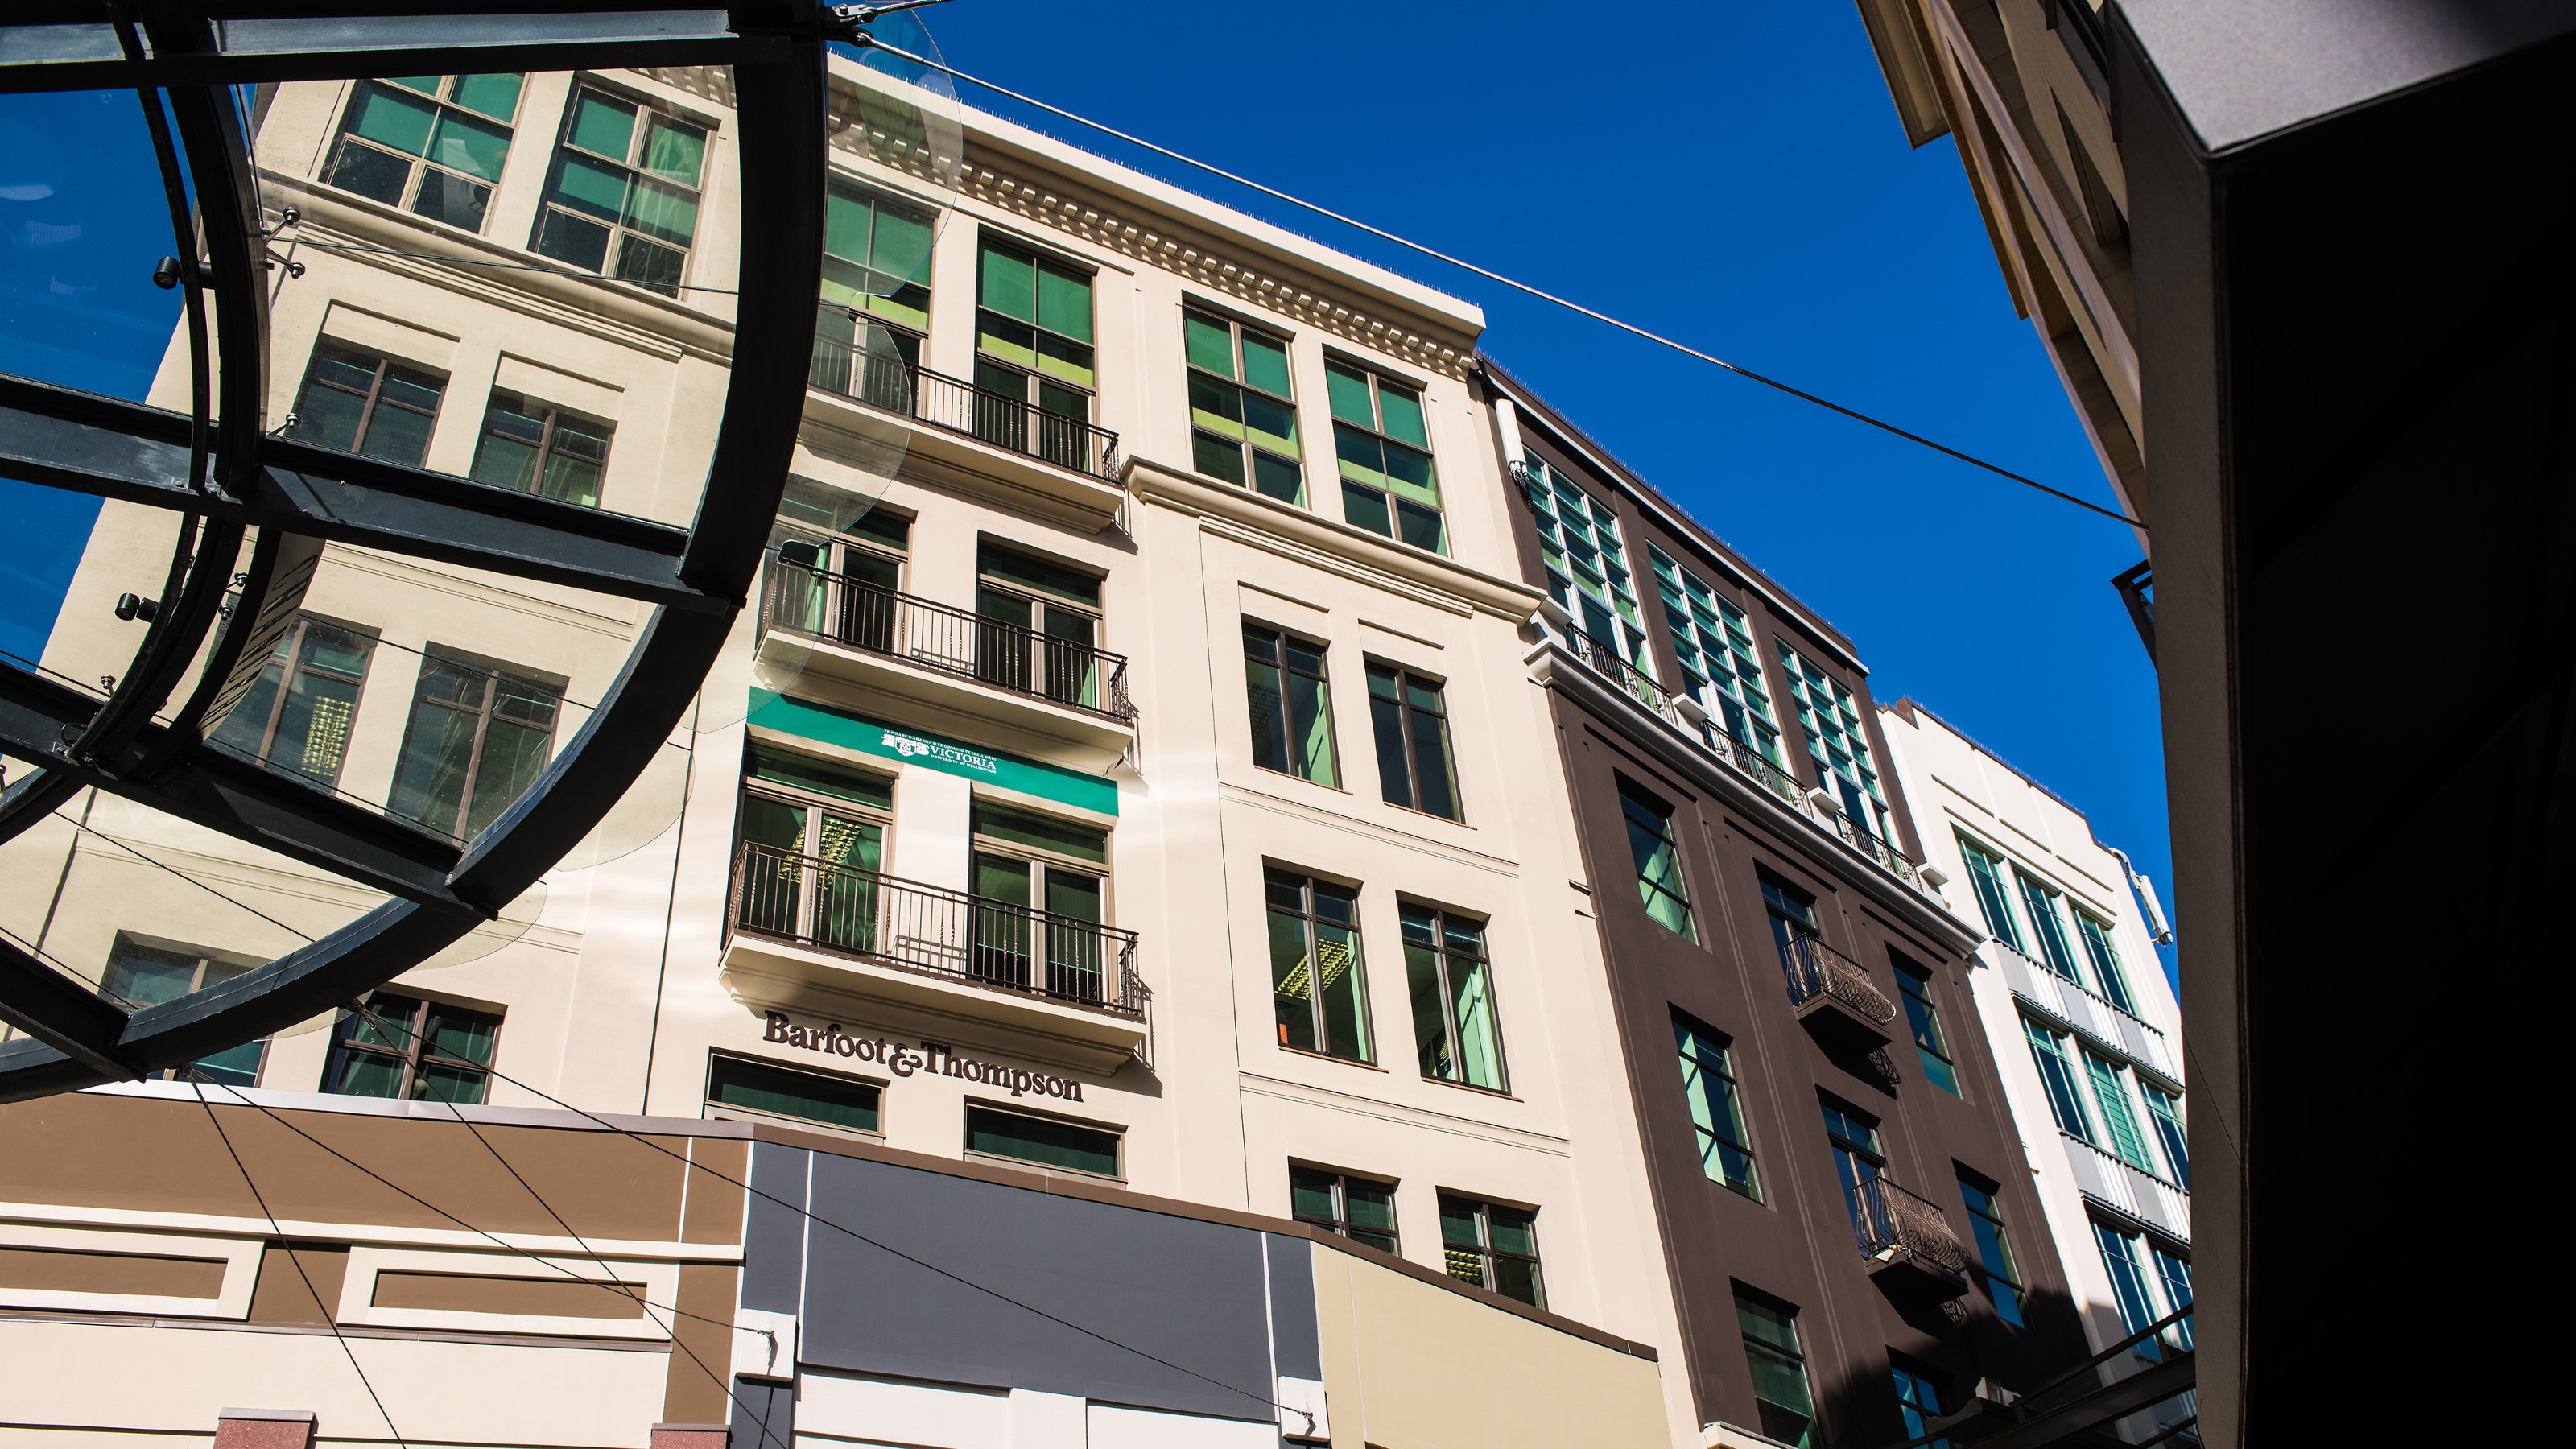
xmin=0 ymin=0 xmax=840 ymax=1100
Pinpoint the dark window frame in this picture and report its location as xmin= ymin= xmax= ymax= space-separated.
xmin=468 ymin=391 xmax=615 ymax=506
xmin=293 ymin=342 xmax=448 ymax=464
xmin=207 ymin=613 xmax=378 ymax=789
xmin=1186 ymin=303 xmax=1302 ymax=503
xmin=1288 ymin=1163 xmax=1399 ymax=1255
xmin=1325 ymin=356 xmax=1443 ymax=552
xmin=387 ymin=650 xmax=566 ymax=840
xmin=704 ymin=1049 xmax=884 ymax=1137
xmin=1674 ymin=1011 xmax=1760 ymax=1200
xmin=1243 ymin=621 xmax=1341 ymax=786
xmin=100 ymin=936 xmax=267 ymax=1087
xmin=962 ymin=1100 xmax=1124 ymax=1179
xmin=1438 ymin=1191 xmax=1544 ymax=1309
xmin=1399 ymin=901 xmax=1507 ymax=1092
xmin=1365 ymin=659 xmax=1461 ymax=820
xmin=324 ymin=989 xmax=502 ymax=1104
xmin=973 ymin=232 xmax=1097 ymax=442
xmin=1958 ymin=1170 xmax=2028 ymax=1328
xmin=532 ymin=78 xmax=713 ymax=295
xmin=1735 ymin=1286 xmax=1818 ymax=1447
xmin=322 ymin=74 xmax=526 ymax=233
xmin=1619 ymin=778 xmax=1695 ymax=939
xmin=1895 ymin=958 xmax=1960 ymax=1096
xmin=1265 ymin=867 xmax=1373 ymax=1064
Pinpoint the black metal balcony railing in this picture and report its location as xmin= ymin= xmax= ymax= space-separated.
xmin=762 ymin=555 xmax=1137 ymax=724
xmin=731 ymin=841 xmax=1146 ymax=1018
xmin=809 ymin=333 xmax=1119 ymax=480
xmin=1778 ymin=930 xmax=1898 ymax=1026
xmin=1847 ymin=1175 xmax=1972 ymax=1283
xmin=1558 ymin=627 xmax=1678 ymax=716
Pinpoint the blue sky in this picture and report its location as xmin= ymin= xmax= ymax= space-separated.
xmin=0 ymin=4 xmax=2176 ymax=982
xmin=920 ymin=2 xmax=2177 ymax=982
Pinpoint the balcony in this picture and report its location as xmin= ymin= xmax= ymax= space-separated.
xmin=1541 ymin=630 xmax=1951 ymax=912
xmin=757 ymin=554 xmax=1137 ymax=770
xmin=1992 ymin=941 xmax=2178 ymax=1080
xmin=1847 ymin=1176 xmax=1971 ymax=1299
xmin=1777 ymin=930 xmax=1897 ymax=1050
xmin=720 ymin=842 xmax=1149 ymax=1073
xmin=2062 ymin=1131 xmax=2191 ymax=1244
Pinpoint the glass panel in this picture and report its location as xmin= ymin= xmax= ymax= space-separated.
xmin=551 ymin=153 xmax=629 ymax=221
xmin=330 ymin=1051 xmax=404 ymax=1098
xmin=409 ymin=170 xmax=493 ymax=232
xmin=966 ymin=1106 xmax=1118 ymax=1176
xmin=1035 ymin=263 xmax=1092 ymax=342
xmin=568 ymin=90 xmax=638 ymax=159
xmin=749 ymin=745 xmax=892 ymax=809
xmin=535 ymin=208 xmax=612 ymax=270
xmin=427 ymin=111 xmax=511 ymax=182
xmin=1184 ymin=312 xmax=1235 ymax=377
xmin=641 ymin=117 xmax=706 ymax=186
xmin=1242 ymin=332 xmax=1292 ymax=397
xmin=327 ymin=139 xmax=413 ymax=204
xmin=1376 ymin=382 xmax=1428 ymax=447
xmin=411 ymin=1061 xmax=488 ymax=1104
xmin=1324 ymin=362 xmax=1375 ymax=427
xmin=450 ymin=73 xmax=524 ymax=121
xmin=974 ymin=803 xmax=1107 ymax=864
xmin=980 ymin=243 xmax=1036 ymax=323
xmin=710 ymin=1055 xmax=880 ymax=1133
xmin=1269 ymin=898 xmax=1319 ymax=1053
xmin=1289 ymin=1166 xmax=1337 ymax=1221
xmin=349 ymin=83 xmax=436 ymax=155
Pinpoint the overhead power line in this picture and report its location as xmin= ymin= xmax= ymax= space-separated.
xmin=860 ymin=38 xmax=2142 ymax=530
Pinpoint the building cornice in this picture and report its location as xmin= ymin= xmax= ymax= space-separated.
xmin=1528 ymin=641 xmax=1984 ymax=955
xmin=1126 ymin=458 xmax=1545 ymax=623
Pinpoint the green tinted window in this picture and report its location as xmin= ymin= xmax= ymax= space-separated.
xmin=748 ymin=742 xmax=893 ymax=810
xmin=1326 ymin=361 xmax=1442 ymax=551
xmin=708 ymin=1053 xmax=881 ymax=1133
xmin=965 ymin=1104 xmax=1121 ymax=1177
xmin=971 ymin=802 xmax=1107 ymax=864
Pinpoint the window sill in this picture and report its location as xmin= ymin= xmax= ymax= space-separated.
xmin=1274 ymin=1044 xmax=1385 ymax=1072
xmin=963 ymin=1149 xmax=1125 ymax=1185
xmin=1419 ymin=1075 xmax=1519 ymax=1103
xmin=1249 ymin=764 xmax=1351 ymax=795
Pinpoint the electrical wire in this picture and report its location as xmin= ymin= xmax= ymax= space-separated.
xmin=185 ymin=1076 xmax=412 ymax=1448
xmin=860 ymin=38 xmax=2140 ymax=530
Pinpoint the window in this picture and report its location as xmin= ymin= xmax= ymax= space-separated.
xmin=292 ymin=344 xmax=445 ymax=465
xmin=2074 ymin=910 xmax=2140 ymax=1015
xmin=1365 ymin=663 xmax=1459 ymax=819
xmin=976 ymin=543 xmax=1105 ymax=711
xmin=1896 ymin=960 xmax=1959 ymax=1095
xmin=1955 ymin=834 xmax=2025 ymax=952
xmin=1891 ymin=1360 xmax=1950 ymax=1449
xmin=1760 ymin=873 xmax=1823 ymax=989
xmin=100 ymin=939 xmax=265 ymax=1087
xmin=468 ymin=393 xmax=613 ymax=506
xmin=1822 ymin=1100 xmax=1885 ymax=1250
xmin=1619 ymin=780 xmax=1694 ymax=939
xmin=773 ymin=495 xmax=910 ymax=654
xmin=208 ymin=614 xmax=376 ymax=788
xmin=1674 ymin=1013 xmax=1758 ymax=1199
xmin=388 ymin=652 xmax=564 ymax=839
xmin=1649 ymin=544 xmax=1782 ymax=764
xmin=971 ymin=802 xmax=1111 ymax=1003
xmin=1736 ymin=1290 xmax=1816 ymax=1448
xmin=1289 ymin=1166 xmax=1397 ymax=1253
xmin=1777 ymin=642 xmax=1893 ymax=840
xmin=707 ymin=1051 xmax=881 ymax=1135
xmin=975 ymin=237 xmax=1095 ymax=468
xmin=1243 ymin=623 xmax=1339 ymax=785
xmin=1958 ymin=1174 xmax=2026 ymax=1327
xmin=2022 ymin=1019 xmax=2095 ymax=1143
xmin=1187 ymin=308 xmax=1302 ymax=502
xmin=815 ymin=180 xmax=935 ymax=395
xmin=324 ymin=990 xmax=499 ymax=1103
xmin=2016 ymin=872 xmax=2087 ymax=984
xmin=964 ymin=1102 xmax=1121 ymax=1179
xmin=324 ymin=74 xmax=524 ymax=232
xmin=1438 ymin=1194 xmax=1542 ymax=1308
xmin=2094 ymin=1221 xmax=2192 ymax=1351
xmin=733 ymin=742 xmax=893 ymax=955
xmin=1523 ymin=456 xmax=1647 ymax=665
xmin=2141 ymin=1084 xmax=2190 ymax=1188
xmin=1401 ymin=904 xmax=1505 ymax=1091
xmin=1326 ymin=360 xmax=1442 ymax=551
xmin=2082 ymin=1049 xmax=2157 ymax=1174
xmin=535 ymin=85 xmax=708 ymax=293
xmin=1266 ymin=869 xmax=1371 ymax=1063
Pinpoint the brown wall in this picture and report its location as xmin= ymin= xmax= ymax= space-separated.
xmin=1491 ymin=378 xmax=2093 ymax=1439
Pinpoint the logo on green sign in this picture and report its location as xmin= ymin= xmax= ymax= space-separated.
xmin=881 ymin=729 xmax=996 ymax=774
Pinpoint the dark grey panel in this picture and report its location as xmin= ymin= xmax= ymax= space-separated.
xmin=1265 ymin=1232 xmax=1320 ymax=1381
xmin=740 ymin=1142 xmax=809 ymax=1315
xmin=794 ymin=1154 xmax=1278 ymax=1422
xmin=728 ymin=1376 xmax=794 ymax=1449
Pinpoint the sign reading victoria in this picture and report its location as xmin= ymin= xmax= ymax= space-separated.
xmin=762 ymin=1011 xmax=1087 ymax=1102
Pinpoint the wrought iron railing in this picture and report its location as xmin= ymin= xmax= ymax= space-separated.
xmin=1848 ymin=1175 xmax=1971 ymax=1281
xmin=1778 ymin=930 xmax=1898 ymax=1026
xmin=809 ymin=332 xmax=1118 ymax=479
xmin=762 ymin=554 xmax=1136 ymax=724
xmin=729 ymin=841 xmax=1146 ymax=1018
xmin=1558 ymin=626 xmax=1676 ymax=716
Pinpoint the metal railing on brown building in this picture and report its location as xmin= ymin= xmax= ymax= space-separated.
xmin=762 ymin=554 xmax=1137 ymax=724
xmin=808 ymin=333 xmax=1119 ymax=480
xmin=1847 ymin=1175 xmax=1971 ymax=1286
xmin=729 ymin=841 xmax=1146 ymax=1018
xmin=1777 ymin=929 xmax=1899 ymax=1026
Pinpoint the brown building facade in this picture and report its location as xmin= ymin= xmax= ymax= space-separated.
xmin=1479 ymin=361 xmax=2095 ymax=1447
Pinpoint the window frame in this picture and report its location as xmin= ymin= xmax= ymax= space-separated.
xmin=1185 ymin=304 xmax=1302 ymax=503
xmin=2080 ymin=1047 xmax=2159 ymax=1174
xmin=100 ymin=937 xmax=267 ymax=1087
xmin=974 ymin=232 xmax=1097 ymax=427
xmin=2022 ymin=1018 xmax=2096 ymax=1143
xmin=387 ymin=650 xmax=567 ymax=840
xmin=1735 ymin=1288 xmax=1818 ymax=1448
xmin=974 ymin=541 xmax=1108 ymax=711
xmin=1288 ymin=1163 xmax=1399 ymax=1255
xmin=323 ymin=74 xmax=526 ymax=233
xmin=1958 ymin=1173 xmax=2027 ymax=1327
xmin=1325 ymin=357 xmax=1443 ymax=552
xmin=1890 ymin=1358 xmax=1951 ymax=1449
xmin=1619 ymin=778 xmax=1695 ymax=939
xmin=2016 ymin=869 xmax=2088 ymax=985
xmin=1674 ymin=1013 xmax=1760 ymax=1200
xmin=1437 ymin=1191 xmax=1544 ymax=1309
xmin=1895 ymin=959 xmax=1960 ymax=1096
xmin=1242 ymin=621 xmax=1341 ymax=786
xmin=963 ymin=1100 xmax=1125 ymax=1180
xmin=207 ymin=613 xmax=378 ymax=789
xmin=732 ymin=741 xmax=896 ymax=949
xmin=2073 ymin=908 xmax=2140 ymax=1015
xmin=1955 ymin=832 xmax=2026 ymax=952
xmin=532 ymin=79 xmax=713 ymax=295
xmin=1398 ymin=901 xmax=1507 ymax=1092
xmin=1648 ymin=543 xmax=1783 ymax=764
xmin=1364 ymin=660 xmax=1461 ymax=820
xmin=323 ymin=989 xmax=502 ymax=1104
xmin=292 ymin=342 xmax=448 ymax=465
xmin=704 ymin=1050 xmax=884 ymax=1138
xmin=2140 ymin=1083 xmax=2190 ymax=1188
xmin=468 ymin=390 xmax=614 ymax=507
xmin=1523 ymin=455 xmax=1649 ymax=667
xmin=1777 ymin=638 xmax=1894 ymax=840
xmin=1265 ymin=867 xmax=1374 ymax=1064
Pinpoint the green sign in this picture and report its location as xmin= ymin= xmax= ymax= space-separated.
xmin=745 ymin=692 xmax=1118 ymax=815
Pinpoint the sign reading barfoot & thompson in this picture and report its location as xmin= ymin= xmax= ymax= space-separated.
xmin=762 ymin=1011 xmax=1086 ymax=1101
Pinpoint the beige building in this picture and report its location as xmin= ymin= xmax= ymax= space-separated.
xmin=1854 ymin=0 xmax=2143 ymax=535
xmin=4 ymin=52 xmax=1691 ymax=1448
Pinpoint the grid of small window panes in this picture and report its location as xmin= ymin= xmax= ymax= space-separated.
xmin=1521 ymin=454 xmax=1649 ymax=666
xmin=1777 ymin=641 xmax=1892 ymax=838
xmin=1647 ymin=543 xmax=1781 ymax=764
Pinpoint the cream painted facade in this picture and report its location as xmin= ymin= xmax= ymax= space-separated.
xmin=4 ymin=52 xmax=1697 ymax=1448
xmin=1876 ymin=701 xmax=2194 ymax=1398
